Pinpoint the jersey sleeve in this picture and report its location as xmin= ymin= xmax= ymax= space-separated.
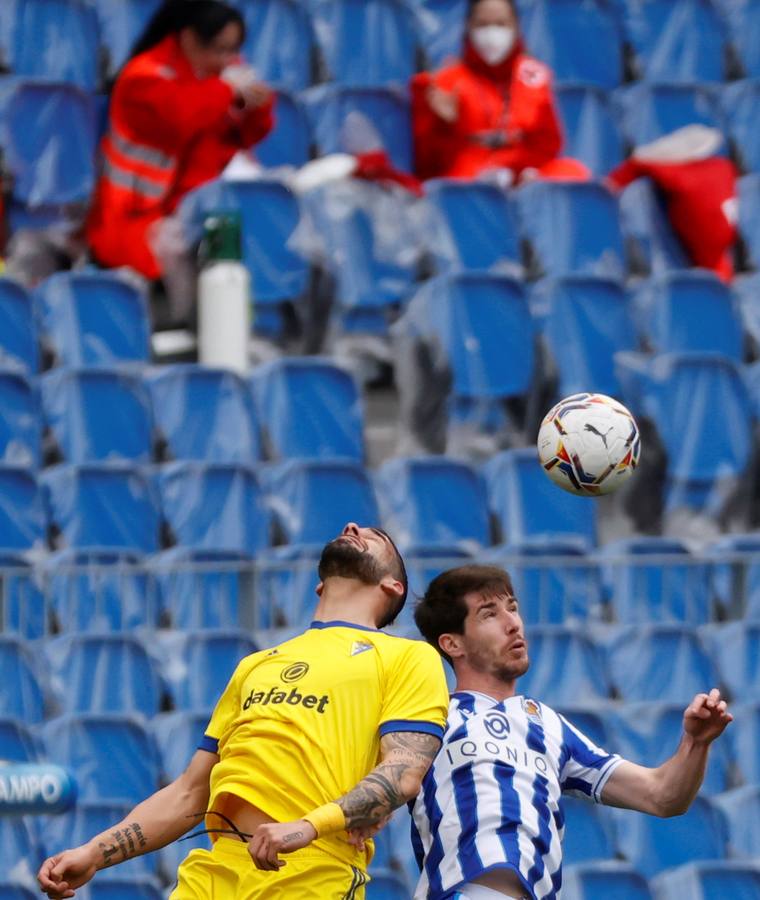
xmin=198 ymin=656 xmax=253 ymax=754
xmin=379 ymin=640 xmax=449 ymax=739
xmin=558 ymin=715 xmax=623 ymax=803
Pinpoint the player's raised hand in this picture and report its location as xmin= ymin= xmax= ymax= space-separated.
xmin=684 ymin=688 xmax=733 ymax=743
xmin=37 ymin=846 xmax=98 ymax=898
xmin=248 ymin=819 xmax=317 ymax=871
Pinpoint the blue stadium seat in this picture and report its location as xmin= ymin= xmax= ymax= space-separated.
xmin=0 ymin=370 xmax=39 ymax=467
xmin=555 ymin=83 xmax=626 ymax=176
xmin=264 ymin=458 xmax=379 ymax=544
xmin=562 ymin=797 xmax=618 ymax=865
xmin=632 ymin=271 xmax=744 ymax=359
xmin=40 ymin=713 xmax=161 ymax=804
xmin=519 ymin=625 xmax=612 ymax=705
xmin=42 ymin=463 xmax=161 ymax=552
xmin=613 ymin=795 xmax=727 ymax=877
xmin=150 ymin=548 xmax=252 ymax=630
xmin=704 ymin=621 xmax=760 ymax=704
xmin=256 ymin=544 xmax=323 ymax=629
xmin=365 ymin=868 xmax=410 ymax=899
xmin=0 ymin=884 xmax=37 ymax=900
xmin=734 ymin=273 xmax=760 ymax=351
xmin=256 ymin=89 xmax=312 ymax=168
xmin=562 ymin=860 xmax=654 ymax=899
xmin=412 ymin=0 xmax=467 ymax=68
xmin=554 ymin=705 xmax=614 ymax=751
xmin=0 ymin=817 xmax=43 ymax=893
xmin=424 ymin=180 xmax=522 ymax=275
xmin=157 ymin=462 xmax=270 ymax=555
xmin=41 ymin=368 xmax=153 ymax=464
xmin=0 ymin=0 xmax=19 ymax=71
xmin=0 ymin=717 xmax=39 ymax=761
xmin=722 ymin=79 xmax=760 ymax=173
xmin=707 ymin=533 xmax=760 ymax=620
xmin=731 ymin=701 xmax=760 ymax=786
xmin=605 ymin=625 xmax=718 ymax=702
xmin=598 ymin=537 xmax=712 ymax=624
xmin=152 ymin=709 xmax=212 ymax=782
xmin=517 ymin=181 xmax=626 ymax=280
xmin=0 ymin=278 xmax=38 ymax=373
xmin=483 ymin=449 xmax=598 ymax=546
xmin=248 ymin=357 xmax=364 ymax=461
xmin=402 ymin=545 xmax=474 ymax=621
xmin=84 ymin=877 xmax=166 ymax=899
xmin=237 ymin=0 xmax=315 ymax=91
xmin=521 ymin=0 xmax=623 ymax=88
xmin=650 ymin=861 xmax=760 ymax=899
xmin=536 ymin=276 xmax=637 ymax=398
xmin=0 ymin=637 xmax=45 ymax=723
xmin=714 ymin=783 xmax=760 ymax=860
xmin=10 ymin=0 xmax=100 ymax=90
xmin=34 ymin=271 xmax=150 ymax=368
xmin=3 ymin=81 xmax=96 ymax=219
xmin=375 ymin=456 xmax=491 ymax=549
xmin=94 ymin=0 xmax=162 ymax=78
xmin=0 ymin=551 xmax=45 ymax=639
xmin=617 ymin=82 xmax=723 ymax=148
xmin=620 ymin=0 xmax=728 ymax=83
xmin=618 ymin=178 xmax=690 ymax=276
xmin=46 ymin=633 xmax=165 ymax=717
xmin=720 ymin=0 xmax=760 ymax=78
xmin=147 ymin=365 xmax=260 ymax=464
xmin=739 ymin=173 xmax=760 ymax=268
xmin=610 ymin=701 xmax=733 ymax=795
xmin=159 ymin=630 xmax=257 ymax=711
xmin=311 ymin=0 xmax=418 ymax=86
xmin=0 ymin=466 xmax=45 ymax=550
xmin=307 ymin=85 xmax=413 ymax=171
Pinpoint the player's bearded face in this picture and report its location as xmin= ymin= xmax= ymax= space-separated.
xmin=318 ymin=537 xmax=388 ymax=587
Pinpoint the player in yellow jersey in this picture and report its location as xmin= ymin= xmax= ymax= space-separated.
xmin=37 ymin=522 xmax=449 ymax=899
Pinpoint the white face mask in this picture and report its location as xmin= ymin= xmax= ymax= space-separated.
xmin=470 ymin=25 xmax=516 ymax=66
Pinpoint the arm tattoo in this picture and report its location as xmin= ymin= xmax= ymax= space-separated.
xmin=98 ymin=821 xmax=149 ymax=866
xmin=338 ymin=732 xmax=441 ymax=829
xmin=282 ymin=830 xmax=304 ymax=845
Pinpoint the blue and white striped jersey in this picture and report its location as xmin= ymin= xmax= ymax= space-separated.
xmin=411 ymin=690 xmax=622 ymax=900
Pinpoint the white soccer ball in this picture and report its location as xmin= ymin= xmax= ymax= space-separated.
xmin=537 ymin=393 xmax=641 ymax=496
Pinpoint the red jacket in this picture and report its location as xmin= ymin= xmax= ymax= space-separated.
xmin=410 ymin=41 xmax=563 ymax=181
xmin=87 ymin=35 xmax=274 ymax=279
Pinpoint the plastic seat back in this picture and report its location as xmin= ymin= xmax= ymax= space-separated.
xmin=240 ymin=0 xmax=315 ymax=91
xmin=0 ymin=465 xmax=45 ymax=550
xmin=555 ymin=83 xmax=626 ymax=176
xmin=256 ymin=89 xmax=312 ymax=167
xmin=519 ymin=625 xmax=612 ymax=705
xmin=0 ymin=636 xmax=46 ymax=723
xmin=0 ymin=370 xmax=40 ymax=467
xmin=618 ymin=82 xmax=723 ymax=148
xmin=0 ymin=279 xmax=38 ymax=373
xmin=722 ymin=79 xmax=760 ymax=174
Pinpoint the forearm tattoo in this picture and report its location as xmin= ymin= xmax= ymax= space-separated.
xmin=338 ymin=732 xmax=440 ymax=829
xmin=98 ymin=821 xmax=148 ymax=867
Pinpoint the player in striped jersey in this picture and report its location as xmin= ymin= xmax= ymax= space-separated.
xmin=411 ymin=565 xmax=733 ymax=900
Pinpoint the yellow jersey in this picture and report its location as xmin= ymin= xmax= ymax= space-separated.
xmin=200 ymin=620 xmax=449 ymax=869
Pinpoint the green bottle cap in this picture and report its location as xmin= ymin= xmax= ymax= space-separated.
xmin=202 ymin=211 xmax=243 ymax=262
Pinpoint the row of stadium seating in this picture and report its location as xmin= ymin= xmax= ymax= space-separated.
xmin=2 ymin=0 xmax=760 ymax=91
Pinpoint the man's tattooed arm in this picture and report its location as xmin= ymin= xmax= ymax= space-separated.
xmin=337 ymin=731 xmax=441 ymax=830
xmin=97 ymin=822 xmax=150 ymax=868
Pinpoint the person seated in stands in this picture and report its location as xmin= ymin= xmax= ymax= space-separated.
xmin=411 ymin=0 xmax=587 ymax=184
xmin=87 ymin=0 xmax=274 ymax=326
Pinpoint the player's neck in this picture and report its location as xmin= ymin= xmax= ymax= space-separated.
xmin=312 ymin=578 xmax=383 ymax=629
xmin=454 ymin=668 xmax=518 ymax=702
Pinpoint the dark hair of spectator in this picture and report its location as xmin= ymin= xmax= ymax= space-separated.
xmin=414 ymin=565 xmax=515 ymax=664
xmin=130 ymin=0 xmax=245 ymax=60
xmin=466 ymin=0 xmax=518 ymax=21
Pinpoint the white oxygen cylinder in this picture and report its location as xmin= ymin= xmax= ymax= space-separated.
xmin=198 ymin=212 xmax=251 ymax=372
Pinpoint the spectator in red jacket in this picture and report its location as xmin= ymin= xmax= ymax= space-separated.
xmin=411 ymin=0 xmax=587 ymax=183
xmin=87 ymin=0 xmax=274 ymax=324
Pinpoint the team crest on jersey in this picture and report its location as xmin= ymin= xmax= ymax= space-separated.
xmin=517 ymin=58 xmax=548 ymax=88
xmin=522 ymin=697 xmax=542 ymax=721
xmin=350 ymin=640 xmax=374 ymax=656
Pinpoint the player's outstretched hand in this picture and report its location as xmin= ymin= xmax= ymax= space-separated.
xmin=347 ymin=814 xmax=392 ymax=852
xmin=684 ymin=688 xmax=733 ymax=744
xmin=248 ymin=819 xmax=317 ymax=871
xmin=37 ymin=846 xmax=97 ymax=898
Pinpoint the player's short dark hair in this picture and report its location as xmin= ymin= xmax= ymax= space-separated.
xmin=414 ymin=565 xmax=514 ymax=664
xmin=377 ymin=528 xmax=409 ymax=627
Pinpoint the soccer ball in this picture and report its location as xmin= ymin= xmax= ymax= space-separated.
xmin=537 ymin=393 xmax=641 ymax=496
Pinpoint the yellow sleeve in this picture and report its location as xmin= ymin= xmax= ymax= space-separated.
xmin=198 ymin=655 xmax=254 ymax=754
xmin=379 ymin=640 xmax=449 ymax=740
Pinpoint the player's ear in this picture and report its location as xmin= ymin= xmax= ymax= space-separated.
xmin=315 ymin=580 xmax=324 ymax=597
xmin=379 ymin=574 xmax=404 ymax=602
xmin=439 ymin=633 xmax=464 ymax=660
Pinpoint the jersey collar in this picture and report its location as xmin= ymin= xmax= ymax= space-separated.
xmin=310 ymin=620 xmax=379 ymax=633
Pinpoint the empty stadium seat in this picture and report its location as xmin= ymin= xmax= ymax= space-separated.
xmin=720 ymin=0 xmax=760 ymax=78
xmin=598 ymin=537 xmax=711 ymax=623
xmin=42 ymin=463 xmax=161 ymax=552
xmin=517 ymin=181 xmax=626 ymax=280
xmin=95 ymin=0 xmax=162 ymax=78
xmin=704 ymin=621 xmax=760 ymax=704
xmin=85 ymin=877 xmax=166 ymax=899
xmin=147 ymin=365 xmax=261 ymax=464
xmin=248 ymin=357 xmax=364 ymax=461
xmin=0 ymin=551 xmax=46 ymax=639
xmin=0 ymin=0 xmax=18 ymax=71
xmin=713 ymin=783 xmax=760 ymax=859
xmin=44 ymin=548 xmax=153 ymax=633
xmin=0 ymin=717 xmax=39 ymax=761
xmin=620 ymin=0 xmax=728 ymax=83
xmin=651 ymin=860 xmax=760 ymax=899
xmin=0 ymin=884 xmax=36 ymax=900
xmin=707 ymin=532 xmax=760 ymax=620
xmin=521 ymin=0 xmax=623 ymax=88
xmin=256 ymin=544 xmax=323 ymax=629
xmin=554 ymin=704 xmax=614 ymax=751
xmin=519 ymin=625 xmax=612 ymax=705
xmin=617 ymin=82 xmax=723 ymax=148
xmin=255 ymin=89 xmax=312 ymax=168
xmin=424 ymin=180 xmax=522 ymax=275
xmin=562 ymin=797 xmax=618 ymax=865
xmin=365 ymin=868 xmax=410 ymax=899
xmin=158 ymin=462 xmax=270 ymax=555
xmin=730 ymin=701 xmax=760 ymax=785
xmin=483 ymin=449 xmax=598 ymax=546
xmin=618 ymin=178 xmax=690 ymax=276
xmin=605 ymin=625 xmax=718 ymax=702
xmin=722 ymin=78 xmax=760 ymax=173
xmin=0 ymin=370 xmax=39 ymax=467
xmin=150 ymin=548 xmax=253 ymax=630
xmin=46 ymin=633 xmax=165 ymax=717
xmin=376 ymin=456 xmax=491 ymax=549
xmin=35 ymin=271 xmax=150 ymax=368
xmin=555 ymin=83 xmax=626 ymax=176
xmin=159 ymin=630 xmax=257 ymax=711
xmin=0 ymin=466 xmax=45 ymax=550
xmin=41 ymin=368 xmax=153 ymax=464
xmin=238 ymin=0 xmax=316 ymax=91
xmin=739 ymin=173 xmax=760 ymax=269
xmin=0 ymin=637 xmax=45 ymax=724
xmin=0 ymin=816 xmax=42 ymax=892
xmin=562 ymin=860 xmax=653 ymax=899
xmin=403 ymin=543 xmax=473 ymax=608
xmin=734 ymin=273 xmax=760 ymax=351
xmin=537 ymin=276 xmax=638 ymax=398
xmin=40 ymin=713 xmax=161 ymax=804
xmin=152 ymin=709 xmax=212 ymax=782
xmin=0 ymin=278 xmax=39 ymax=373
xmin=632 ymin=271 xmax=744 ymax=359
xmin=264 ymin=458 xmax=379 ymax=544
xmin=311 ymin=0 xmax=419 ymax=86
xmin=412 ymin=0 xmax=467 ymax=68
